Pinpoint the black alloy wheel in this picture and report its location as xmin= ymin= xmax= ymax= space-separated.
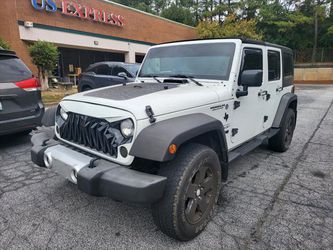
xmin=185 ymin=165 xmax=217 ymax=225
xmin=152 ymin=143 xmax=221 ymax=241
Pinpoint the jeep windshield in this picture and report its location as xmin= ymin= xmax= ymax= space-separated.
xmin=138 ymin=42 xmax=236 ymax=81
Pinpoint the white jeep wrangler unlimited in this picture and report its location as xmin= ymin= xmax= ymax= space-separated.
xmin=31 ymin=38 xmax=297 ymax=241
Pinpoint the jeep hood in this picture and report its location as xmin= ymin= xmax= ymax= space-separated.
xmin=63 ymin=82 xmax=220 ymax=120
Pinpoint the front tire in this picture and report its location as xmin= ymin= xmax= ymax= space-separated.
xmin=152 ymin=143 xmax=221 ymax=241
xmin=269 ymin=108 xmax=296 ymax=152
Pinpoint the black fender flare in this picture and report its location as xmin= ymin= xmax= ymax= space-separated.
xmin=272 ymin=93 xmax=297 ymax=128
xmin=130 ymin=113 xmax=228 ymax=166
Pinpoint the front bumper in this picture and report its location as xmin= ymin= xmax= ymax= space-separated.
xmin=31 ymin=127 xmax=167 ymax=204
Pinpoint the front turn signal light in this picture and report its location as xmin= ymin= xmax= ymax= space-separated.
xmin=169 ymin=144 xmax=177 ymax=155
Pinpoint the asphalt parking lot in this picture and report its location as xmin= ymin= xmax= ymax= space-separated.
xmin=0 ymin=85 xmax=332 ymax=249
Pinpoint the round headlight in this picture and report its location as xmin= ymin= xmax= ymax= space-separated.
xmin=120 ymin=119 xmax=134 ymax=138
xmin=59 ymin=107 xmax=68 ymax=120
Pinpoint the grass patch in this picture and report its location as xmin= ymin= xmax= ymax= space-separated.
xmin=42 ymin=88 xmax=78 ymax=106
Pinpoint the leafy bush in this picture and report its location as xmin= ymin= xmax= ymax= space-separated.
xmin=0 ymin=38 xmax=11 ymax=50
xmin=29 ymin=41 xmax=58 ymax=90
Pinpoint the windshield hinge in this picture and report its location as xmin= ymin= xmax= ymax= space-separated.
xmin=145 ymin=105 xmax=156 ymax=124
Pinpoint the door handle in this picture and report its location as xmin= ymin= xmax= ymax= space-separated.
xmin=276 ymin=86 xmax=283 ymax=92
xmin=258 ymin=90 xmax=268 ymax=97
xmin=258 ymin=90 xmax=270 ymax=101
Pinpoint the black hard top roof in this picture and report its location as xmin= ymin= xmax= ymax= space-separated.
xmin=160 ymin=37 xmax=293 ymax=53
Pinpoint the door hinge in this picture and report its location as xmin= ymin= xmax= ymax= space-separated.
xmin=145 ymin=105 xmax=156 ymax=123
xmin=264 ymin=115 xmax=268 ymax=123
xmin=224 ymin=113 xmax=229 ymax=121
xmin=231 ymin=128 xmax=238 ymax=137
xmin=234 ymin=101 xmax=240 ymax=110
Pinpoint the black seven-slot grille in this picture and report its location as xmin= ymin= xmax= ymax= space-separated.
xmin=59 ymin=113 xmax=125 ymax=157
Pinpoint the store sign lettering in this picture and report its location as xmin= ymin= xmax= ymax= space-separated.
xmin=31 ymin=0 xmax=125 ymax=27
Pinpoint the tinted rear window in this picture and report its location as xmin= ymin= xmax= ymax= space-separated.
xmin=283 ymin=53 xmax=294 ymax=77
xmin=0 ymin=56 xmax=32 ymax=83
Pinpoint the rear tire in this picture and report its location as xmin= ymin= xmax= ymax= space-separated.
xmin=41 ymin=106 xmax=57 ymax=127
xmin=269 ymin=108 xmax=296 ymax=152
xmin=152 ymin=143 xmax=221 ymax=241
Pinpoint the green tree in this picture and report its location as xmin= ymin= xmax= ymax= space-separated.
xmin=256 ymin=3 xmax=313 ymax=49
xmin=0 ymin=37 xmax=11 ymax=50
xmin=28 ymin=41 xmax=58 ymax=90
xmin=197 ymin=14 xmax=262 ymax=39
xmin=161 ymin=4 xmax=196 ymax=26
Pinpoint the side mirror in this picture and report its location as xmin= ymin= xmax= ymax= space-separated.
xmin=236 ymin=70 xmax=263 ymax=98
xmin=240 ymin=69 xmax=263 ymax=87
xmin=118 ymin=72 xmax=128 ymax=79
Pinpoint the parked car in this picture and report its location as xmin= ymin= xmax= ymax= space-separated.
xmin=78 ymin=62 xmax=140 ymax=92
xmin=31 ymin=38 xmax=296 ymax=241
xmin=0 ymin=49 xmax=44 ymax=136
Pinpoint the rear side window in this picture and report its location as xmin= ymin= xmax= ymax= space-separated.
xmin=283 ymin=53 xmax=294 ymax=76
xmin=0 ymin=56 xmax=32 ymax=83
xmin=268 ymin=50 xmax=281 ymax=81
xmin=96 ymin=65 xmax=111 ymax=75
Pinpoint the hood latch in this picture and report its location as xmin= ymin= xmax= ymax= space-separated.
xmin=145 ymin=105 xmax=156 ymax=124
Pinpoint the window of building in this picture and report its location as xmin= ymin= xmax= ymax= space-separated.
xmin=268 ymin=50 xmax=281 ymax=81
xmin=96 ymin=65 xmax=111 ymax=75
xmin=283 ymin=53 xmax=294 ymax=77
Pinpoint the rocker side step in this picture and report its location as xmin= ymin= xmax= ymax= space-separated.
xmin=228 ymin=133 xmax=272 ymax=163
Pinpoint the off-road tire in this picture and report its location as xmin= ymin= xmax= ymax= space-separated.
xmin=152 ymin=143 xmax=221 ymax=241
xmin=41 ymin=106 xmax=57 ymax=127
xmin=269 ymin=108 xmax=296 ymax=152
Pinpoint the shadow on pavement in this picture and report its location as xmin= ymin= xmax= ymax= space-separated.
xmin=0 ymin=131 xmax=32 ymax=149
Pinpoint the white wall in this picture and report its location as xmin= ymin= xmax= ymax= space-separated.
xmin=19 ymin=26 xmax=150 ymax=63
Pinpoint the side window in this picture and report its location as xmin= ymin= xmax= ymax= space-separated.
xmin=86 ymin=66 xmax=96 ymax=73
xmin=239 ymin=48 xmax=263 ymax=86
xmin=112 ymin=66 xmax=129 ymax=77
xmin=96 ymin=65 xmax=111 ymax=75
xmin=268 ymin=50 xmax=281 ymax=81
xmin=242 ymin=48 xmax=263 ymax=71
xmin=283 ymin=53 xmax=294 ymax=77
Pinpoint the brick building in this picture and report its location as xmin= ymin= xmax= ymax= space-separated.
xmin=0 ymin=0 xmax=197 ymax=77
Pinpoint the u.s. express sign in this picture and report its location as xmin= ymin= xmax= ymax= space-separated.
xmin=31 ymin=0 xmax=125 ymax=27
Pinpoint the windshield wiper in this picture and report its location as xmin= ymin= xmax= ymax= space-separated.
xmin=139 ymin=74 xmax=162 ymax=83
xmin=153 ymin=76 xmax=162 ymax=83
xmin=169 ymin=74 xmax=203 ymax=86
